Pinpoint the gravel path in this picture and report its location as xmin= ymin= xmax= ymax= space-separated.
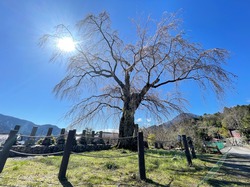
xmin=210 ymin=145 xmax=250 ymax=186
xmin=221 ymin=145 xmax=250 ymax=157
xmin=221 ymin=146 xmax=250 ymax=176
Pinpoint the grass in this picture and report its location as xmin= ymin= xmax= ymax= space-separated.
xmin=0 ymin=149 xmax=248 ymax=186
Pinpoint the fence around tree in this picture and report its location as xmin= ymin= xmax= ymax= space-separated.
xmin=0 ymin=125 xmax=197 ymax=183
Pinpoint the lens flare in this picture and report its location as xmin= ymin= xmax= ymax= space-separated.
xmin=57 ymin=37 xmax=75 ymax=52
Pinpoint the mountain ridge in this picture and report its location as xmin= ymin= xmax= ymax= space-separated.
xmin=0 ymin=113 xmax=61 ymax=135
xmin=146 ymin=113 xmax=200 ymax=131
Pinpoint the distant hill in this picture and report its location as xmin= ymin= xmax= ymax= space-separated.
xmin=0 ymin=114 xmax=61 ymax=136
xmin=161 ymin=113 xmax=200 ymax=127
xmin=146 ymin=113 xmax=200 ymax=131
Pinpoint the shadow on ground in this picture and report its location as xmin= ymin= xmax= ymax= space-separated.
xmin=199 ymin=150 xmax=250 ymax=187
xmin=207 ymin=179 xmax=250 ymax=187
xmin=145 ymin=178 xmax=174 ymax=187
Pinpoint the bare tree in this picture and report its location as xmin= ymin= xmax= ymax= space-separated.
xmin=40 ymin=12 xmax=235 ymax=150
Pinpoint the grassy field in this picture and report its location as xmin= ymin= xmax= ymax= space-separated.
xmin=0 ymin=149 xmax=247 ymax=187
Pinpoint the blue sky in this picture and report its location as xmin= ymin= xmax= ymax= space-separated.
xmin=0 ymin=0 xmax=250 ymax=130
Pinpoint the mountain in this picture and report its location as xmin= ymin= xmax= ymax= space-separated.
xmin=146 ymin=113 xmax=200 ymax=131
xmin=0 ymin=114 xmax=61 ymax=136
xmin=161 ymin=113 xmax=200 ymax=127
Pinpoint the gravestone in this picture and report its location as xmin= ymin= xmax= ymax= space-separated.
xmin=56 ymin=128 xmax=66 ymax=145
xmin=25 ymin=126 xmax=38 ymax=146
xmin=78 ymin=130 xmax=87 ymax=145
xmin=42 ymin=128 xmax=53 ymax=146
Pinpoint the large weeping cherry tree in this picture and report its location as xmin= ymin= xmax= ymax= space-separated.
xmin=40 ymin=12 xmax=235 ymax=150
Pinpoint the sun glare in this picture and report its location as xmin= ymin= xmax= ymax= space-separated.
xmin=57 ymin=37 xmax=75 ymax=52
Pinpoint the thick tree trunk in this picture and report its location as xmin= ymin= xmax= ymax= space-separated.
xmin=116 ymin=73 xmax=140 ymax=151
xmin=116 ymin=109 xmax=138 ymax=151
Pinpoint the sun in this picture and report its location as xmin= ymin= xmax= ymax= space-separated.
xmin=57 ymin=37 xmax=75 ymax=52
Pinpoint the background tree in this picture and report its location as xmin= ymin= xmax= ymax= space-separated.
xmin=40 ymin=12 xmax=235 ymax=150
xmin=241 ymin=113 xmax=250 ymax=139
xmin=222 ymin=105 xmax=250 ymax=139
xmin=147 ymin=133 xmax=156 ymax=147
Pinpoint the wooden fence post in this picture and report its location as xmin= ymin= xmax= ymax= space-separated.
xmin=182 ymin=135 xmax=192 ymax=166
xmin=187 ymin=137 xmax=196 ymax=159
xmin=58 ymin=129 xmax=76 ymax=180
xmin=0 ymin=128 xmax=20 ymax=173
xmin=138 ymin=132 xmax=146 ymax=180
xmin=154 ymin=142 xmax=159 ymax=149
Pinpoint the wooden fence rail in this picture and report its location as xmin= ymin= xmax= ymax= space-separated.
xmin=0 ymin=126 xmax=196 ymax=183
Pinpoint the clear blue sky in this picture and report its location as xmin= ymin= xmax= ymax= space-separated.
xmin=0 ymin=0 xmax=250 ymax=129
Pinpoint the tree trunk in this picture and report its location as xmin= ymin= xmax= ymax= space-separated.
xmin=116 ymin=109 xmax=138 ymax=151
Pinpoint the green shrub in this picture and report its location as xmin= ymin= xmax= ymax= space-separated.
xmin=36 ymin=136 xmax=56 ymax=146
xmin=104 ymin=161 xmax=119 ymax=170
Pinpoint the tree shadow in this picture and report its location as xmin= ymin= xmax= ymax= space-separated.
xmin=145 ymin=178 xmax=173 ymax=187
xmin=207 ymin=178 xmax=250 ymax=187
xmin=199 ymin=152 xmax=250 ymax=186
xmin=217 ymin=154 xmax=250 ymax=178
xmin=198 ymin=154 xmax=222 ymax=164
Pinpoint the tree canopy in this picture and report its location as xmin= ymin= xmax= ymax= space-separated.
xmin=40 ymin=12 xmax=236 ymax=149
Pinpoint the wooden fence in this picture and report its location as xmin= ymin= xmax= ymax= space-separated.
xmin=0 ymin=126 xmax=196 ymax=182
